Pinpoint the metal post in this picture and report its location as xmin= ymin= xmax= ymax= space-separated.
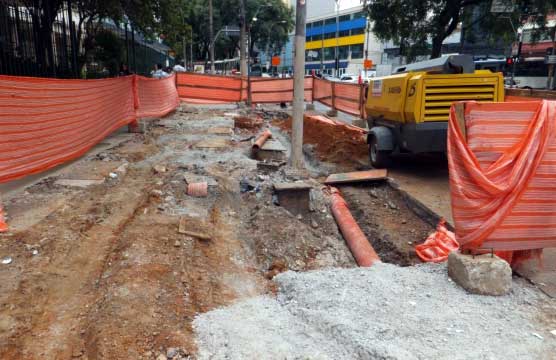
xmin=240 ymin=0 xmax=248 ymax=76
xmin=247 ymin=28 xmax=252 ymax=105
xmin=67 ymin=0 xmax=78 ymax=78
xmin=334 ymin=0 xmax=339 ymax=77
xmin=364 ymin=19 xmax=370 ymax=79
xmin=131 ymin=26 xmax=136 ymax=73
xmin=320 ymin=23 xmax=324 ymax=74
xmin=291 ymin=0 xmax=306 ymax=169
xmin=209 ymin=0 xmax=215 ymax=74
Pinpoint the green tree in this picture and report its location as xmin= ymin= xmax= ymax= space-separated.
xmin=364 ymin=0 xmax=556 ymax=60
xmin=183 ymin=0 xmax=293 ymax=64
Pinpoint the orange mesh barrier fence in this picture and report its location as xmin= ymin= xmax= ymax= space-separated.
xmin=136 ymin=74 xmax=180 ymax=118
xmin=176 ymin=73 xmax=364 ymax=115
xmin=448 ymin=100 xmax=556 ymax=251
xmin=0 ymin=75 xmax=136 ymax=182
xmin=333 ymin=82 xmax=365 ymax=117
xmin=313 ymin=78 xmax=333 ymax=107
xmin=0 ymin=74 xmax=179 ymax=183
xmin=250 ymin=77 xmax=313 ymax=103
xmin=313 ymin=78 xmax=365 ymax=118
xmin=176 ymin=73 xmax=244 ymax=103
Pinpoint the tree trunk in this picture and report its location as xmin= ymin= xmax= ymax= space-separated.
xmin=431 ymin=36 xmax=443 ymax=59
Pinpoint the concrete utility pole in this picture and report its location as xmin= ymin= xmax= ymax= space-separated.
xmin=240 ymin=0 xmax=248 ymax=76
xmin=291 ymin=0 xmax=306 ymax=169
xmin=209 ymin=0 xmax=215 ymax=74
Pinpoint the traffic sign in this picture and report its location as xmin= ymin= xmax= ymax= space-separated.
xmin=271 ymin=56 xmax=281 ymax=66
xmin=364 ymin=59 xmax=373 ymax=69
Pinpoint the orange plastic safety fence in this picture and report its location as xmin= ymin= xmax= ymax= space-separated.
xmin=0 ymin=74 xmax=179 ymax=183
xmin=447 ymin=100 xmax=556 ymax=251
xmin=176 ymin=73 xmax=244 ymax=103
xmin=136 ymin=74 xmax=180 ymax=118
xmin=250 ymin=77 xmax=313 ymax=103
xmin=313 ymin=78 xmax=333 ymax=107
xmin=333 ymin=82 xmax=363 ymax=117
xmin=0 ymin=75 xmax=136 ymax=183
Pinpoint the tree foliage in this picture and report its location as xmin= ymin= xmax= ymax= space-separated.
xmin=364 ymin=0 xmax=556 ymax=60
xmin=180 ymin=0 xmax=293 ymax=62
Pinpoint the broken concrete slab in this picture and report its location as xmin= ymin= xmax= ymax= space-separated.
xmin=195 ymin=138 xmax=230 ymax=149
xmin=448 ymin=252 xmax=512 ymax=296
xmin=257 ymin=161 xmax=286 ymax=174
xmin=55 ymin=179 xmax=105 ymax=188
xmin=260 ymin=139 xmax=287 ymax=152
xmin=324 ymin=169 xmax=388 ymax=185
xmin=183 ymin=173 xmax=218 ymax=187
xmin=206 ymin=127 xmax=233 ymax=135
xmin=254 ymin=138 xmax=287 ymax=162
xmin=273 ymin=182 xmax=312 ymax=216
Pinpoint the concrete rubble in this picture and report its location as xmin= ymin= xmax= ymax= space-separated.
xmin=195 ymin=263 xmax=555 ymax=360
xmin=448 ymin=252 xmax=512 ymax=296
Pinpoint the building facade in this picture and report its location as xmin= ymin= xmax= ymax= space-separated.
xmin=304 ymin=1 xmax=382 ymax=76
xmin=269 ymin=0 xmax=382 ymax=76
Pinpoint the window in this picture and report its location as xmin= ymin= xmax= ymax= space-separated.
xmin=323 ymin=32 xmax=335 ymax=39
xmin=338 ymin=30 xmax=350 ymax=37
xmin=351 ymin=28 xmax=365 ymax=36
xmin=338 ymin=45 xmax=349 ymax=59
xmin=350 ymin=44 xmax=364 ymax=59
xmin=306 ymin=49 xmax=321 ymax=62
xmin=352 ymin=11 xmax=366 ymax=19
xmin=324 ymin=17 xmax=336 ymax=25
xmin=306 ymin=36 xmax=312 ymax=42
xmin=339 ymin=14 xmax=350 ymax=22
xmin=324 ymin=47 xmax=335 ymax=61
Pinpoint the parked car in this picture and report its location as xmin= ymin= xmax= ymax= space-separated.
xmin=339 ymin=74 xmax=358 ymax=83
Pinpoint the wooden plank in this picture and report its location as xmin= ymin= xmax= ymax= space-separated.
xmin=324 ymin=169 xmax=388 ymax=185
xmin=454 ymin=103 xmax=467 ymax=142
xmin=273 ymin=182 xmax=312 ymax=192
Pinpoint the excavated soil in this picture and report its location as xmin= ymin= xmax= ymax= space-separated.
xmin=274 ymin=114 xmax=368 ymax=167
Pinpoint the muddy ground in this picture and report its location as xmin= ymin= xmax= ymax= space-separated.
xmin=0 ymin=104 xmax=551 ymax=359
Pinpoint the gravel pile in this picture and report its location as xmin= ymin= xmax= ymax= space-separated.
xmin=194 ymin=263 xmax=555 ymax=359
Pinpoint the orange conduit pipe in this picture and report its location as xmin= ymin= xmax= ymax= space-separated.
xmin=329 ymin=187 xmax=381 ymax=267
xmin=252 ymin=129 xmax=272 ymax=151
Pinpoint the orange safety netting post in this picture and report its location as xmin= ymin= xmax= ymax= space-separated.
xmin=447 ymin=100 xmax=556 ymax=254
xmin=136 ymin=74 xmax=180 ymax=118
xmin=0 ymin=75 xmax=137 ymax=183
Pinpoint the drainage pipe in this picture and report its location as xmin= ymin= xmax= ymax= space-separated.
xmin=252 ymin=129 xmax=272 ymax=151
xmin=329 ymin=187 xmax=381 ymax=267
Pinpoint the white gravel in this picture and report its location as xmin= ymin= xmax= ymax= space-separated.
xmin=194 ymin=263 xmax=556 ymax=360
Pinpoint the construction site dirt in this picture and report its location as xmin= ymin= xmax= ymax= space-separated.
xmin=0 ymin=105 xmax=554 ymax=359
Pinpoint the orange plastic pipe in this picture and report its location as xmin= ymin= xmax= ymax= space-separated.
xmin=329 ymin=187 xmax=381 ymax=267
xmin=0 ymin=206 xmax=8 ymax=233
xmin=252 ymin=129 xmax=272 ymax=151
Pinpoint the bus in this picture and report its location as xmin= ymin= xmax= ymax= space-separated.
xmin=474 ymin=57 xmax=549 ymax=89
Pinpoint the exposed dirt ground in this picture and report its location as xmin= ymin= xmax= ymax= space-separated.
xmin=0 ymin=105 xmax=553 ymax=359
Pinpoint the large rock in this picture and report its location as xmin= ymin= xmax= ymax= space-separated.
xmin=448 ymin=251 xmax=512 ymax=296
